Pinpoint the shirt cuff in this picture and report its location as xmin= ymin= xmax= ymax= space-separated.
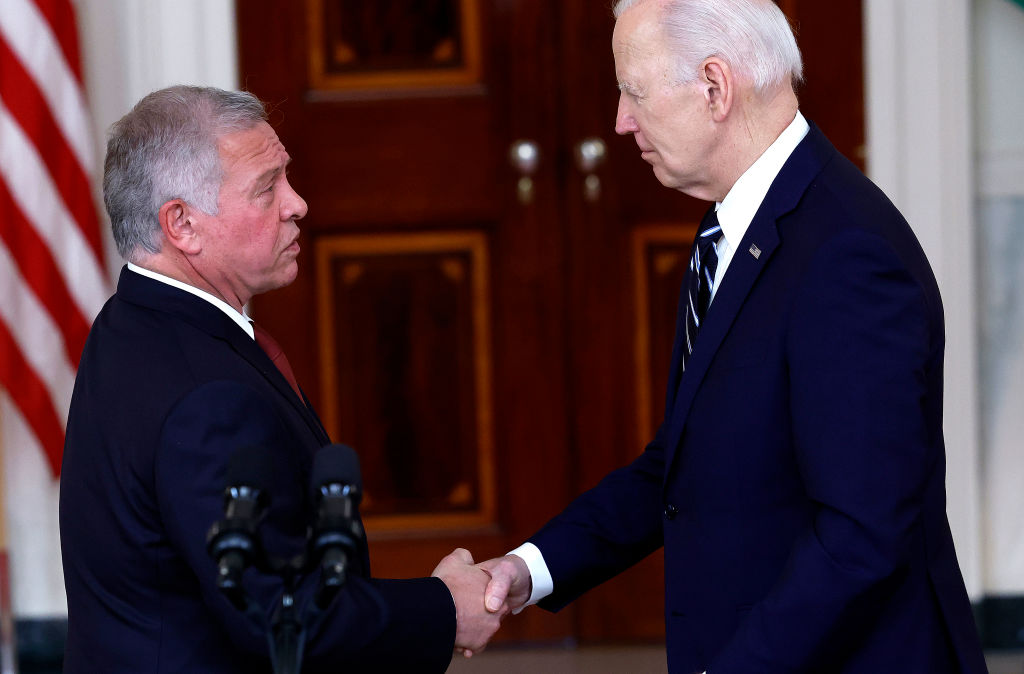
xmin=507 ymin=542 xmax=553 ymax=613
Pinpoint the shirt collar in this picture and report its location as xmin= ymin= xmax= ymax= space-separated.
xmin=715 ymin=110 xmax=810 ymax=248
xmin=127 ymin=262 xmax=254 ymax=338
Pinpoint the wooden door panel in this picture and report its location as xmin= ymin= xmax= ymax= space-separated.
xmin=297 ymin=97 xmax=502 ymax=225
xmin=315 ymin=232 xmax=495 ymax=531
xmin=307 ymin=0 xmax=483 ymax=90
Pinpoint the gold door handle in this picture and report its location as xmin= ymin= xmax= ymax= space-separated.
xmin=574 ymin=137 xmax=607 ymax=202
xmin=509 ymin=140 xmax=540 ymax=205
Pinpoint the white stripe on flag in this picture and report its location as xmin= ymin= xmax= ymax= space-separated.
xmin=0 ymin=393 xmax=68 ymax=614
xmin=0 ymin=101 xmax=107 ymax=322
xmin=0 ymin=241 xmax=77 ymax=429
xmin=0 ymin=0 xmax=96 ymax=174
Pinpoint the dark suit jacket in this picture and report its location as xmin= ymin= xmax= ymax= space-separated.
xmin=60 ymin=268 xmax=455 ymax=673
xmin=529 ymin=124 xmax=987 ymax=673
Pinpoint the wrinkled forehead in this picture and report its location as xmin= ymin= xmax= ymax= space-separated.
xmin=217 ymin=121 xmax=290 ymax=173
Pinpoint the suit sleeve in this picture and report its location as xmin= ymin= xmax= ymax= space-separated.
xmin=526 ymin=263 xmax=698 ymax=611
xmin=711 ymin=229 xmax=937 ymax=671
xmin=153 ymin=380 xmax=455 ymax=673
xmin=528 ymin=425 xmax=667 ymax=611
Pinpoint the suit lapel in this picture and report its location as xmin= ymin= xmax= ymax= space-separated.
xmin=116 ymin=268 xmax=331 ymax=445
xmin=660 ymin=123 xmax=836 ymax=477
xmin=225 ymin=329 xmax=331 ymax=444
xmin=662 ymin=212 xmax=781 ymax=474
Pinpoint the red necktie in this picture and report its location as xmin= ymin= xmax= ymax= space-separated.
xmin=251 ymin=322 xmax=303 ymax=399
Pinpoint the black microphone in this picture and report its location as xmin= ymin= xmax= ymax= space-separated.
xmin=308 ymin=444 xmax=364 ymax=609
xmin=206 ymin=445 xmax=275 ymax=609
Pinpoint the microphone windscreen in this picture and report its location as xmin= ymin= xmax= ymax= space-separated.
xmin=225 ymin=444 xmax=276 ymax=492
xmin=311 ymin=444 xmax=362 ymax=490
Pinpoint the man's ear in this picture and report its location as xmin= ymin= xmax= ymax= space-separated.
xmin=701 ymin=57 xmax=733 ymax=122
xmin=158 ymin=200 xmax=201 ymax=255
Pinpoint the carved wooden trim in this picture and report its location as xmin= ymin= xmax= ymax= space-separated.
xmin=631 ymin=223 xmax=697 ymax=450
xmin=306 ymin=0 xmax=483 ymax=92
xmin=315 ymin=231 xmax=496 ymax=532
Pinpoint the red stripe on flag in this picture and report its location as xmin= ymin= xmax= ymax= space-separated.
xmin=0 ymin=34 xmax=105 ymax=263
xmin=0 ymin=0 xmax=106 ymax=478
xmin=0 ymin=179 xmax=92 ymax=368
xmin=0 ymin=320 xmax=65 ymax=476
xmin=25 ymin=0 xmax=83 ymax=83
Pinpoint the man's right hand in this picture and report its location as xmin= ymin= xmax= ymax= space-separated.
xmin=432 ymin=548 xmax=508 ymax=657
xmin=478 ymin=554 xmax=532 ymax=614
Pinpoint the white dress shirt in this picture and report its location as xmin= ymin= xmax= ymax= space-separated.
xmin=126 ymin=263 xmax=255 ymax=339
xmin=710 ymin=111 xmax=810 ymax=302
xmin=511 ymin=111 xmax=811 ymax=610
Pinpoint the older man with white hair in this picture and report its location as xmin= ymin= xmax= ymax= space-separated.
xmin=477 ymin=1 xmax=987 ymax=671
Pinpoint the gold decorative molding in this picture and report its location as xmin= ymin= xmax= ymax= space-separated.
xmin=631 ymin=223 xmax=698 ymax=450
xmin=315 ymin=231 xmax=496 ymax=533
xmin=307 ymin=0 xmax=483 ymax=92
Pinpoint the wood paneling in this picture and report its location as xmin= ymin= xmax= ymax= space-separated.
xmin=632 ymin=226 xmax=698 ymax=450
xmin=316 ymin=232 xmax=496 ymax=532
xmin=785 ymin=0 xmax=866 ymax=167
xmin=307 ymin=0 xmax=483 ymax=90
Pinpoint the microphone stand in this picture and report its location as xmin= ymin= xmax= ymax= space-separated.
xmin=208 ymin=520 xmax=328 ymax=674
xmin=208 ymin=444 xmax=363 ymax=673
xmin=266 ymin=558 xmax=308 ymax=674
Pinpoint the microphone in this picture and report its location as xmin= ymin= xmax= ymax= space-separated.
xmin=308 ymin=444 xmax=364 ymax=609
xmin=206 ymin=445 xmax=275 ymax=609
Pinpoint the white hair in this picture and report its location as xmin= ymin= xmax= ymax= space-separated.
xmin=102 ymin=85 xmax=268 ymax=262
xmin=613 ymin=0 xmax=804 ymax=92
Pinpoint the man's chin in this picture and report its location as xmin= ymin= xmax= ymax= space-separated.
xmin=270 ymin=263 xmax=300 ymax=291
xmin=283 ymin=266 xmax=299 ymax=287
xmin=651 ymin=166 xmax=678 ymax=189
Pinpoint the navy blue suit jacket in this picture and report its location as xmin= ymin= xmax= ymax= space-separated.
xmin=529 ymin=125 xmax=987 ymax=673
xmin=60 ymin=268 xmax=455 ymax=673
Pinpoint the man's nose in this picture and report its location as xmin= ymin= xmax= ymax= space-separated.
xmin=615 ymin=97 xmax=637 ymax=135
xmin=282 ymin=181 xmax=308 ymax=220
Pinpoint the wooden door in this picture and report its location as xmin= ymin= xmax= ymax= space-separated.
xmin=237 ymin=0 xmax=862 ymax=646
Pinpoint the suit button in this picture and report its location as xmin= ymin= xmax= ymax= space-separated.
xmin=664 ymin=504 xmax=679 ymax=520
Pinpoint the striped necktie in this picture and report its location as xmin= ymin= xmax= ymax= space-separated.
xmin=683 ymin=208 xmax=722 ymax=369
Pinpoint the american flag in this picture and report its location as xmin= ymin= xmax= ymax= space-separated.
xmin=0 ymin=0 xmax=108 ymax=478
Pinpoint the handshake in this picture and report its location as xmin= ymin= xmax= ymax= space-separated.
xmin=431 ymin=549 xmax=532 ymax=657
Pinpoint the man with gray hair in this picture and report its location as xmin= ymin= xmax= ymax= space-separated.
xmin=478 ymin=1 xmax=987 ymax=671
xmin=59 ymin=85 xmax=501 ymax=672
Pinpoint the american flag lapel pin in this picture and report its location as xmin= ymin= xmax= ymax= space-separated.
xmin=749 ymin=244 xmax=762 ymax=259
